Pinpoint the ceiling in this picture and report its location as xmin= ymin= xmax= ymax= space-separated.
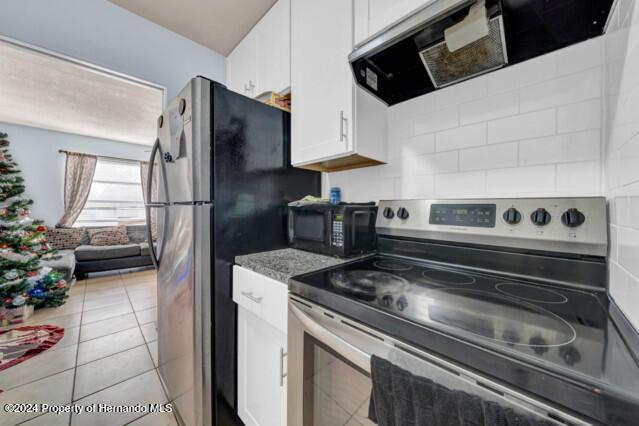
xmin=108 ymin=0 xmax=278 ymax=55
xmin=0 ymin=39 xmax=163 ymax=146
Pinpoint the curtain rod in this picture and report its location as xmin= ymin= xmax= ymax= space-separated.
xmin=58 ymin=149 xmax=147 ymax=164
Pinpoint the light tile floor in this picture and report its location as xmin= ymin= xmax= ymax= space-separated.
xmin=0 ymin=269 xmax=177 ymax=426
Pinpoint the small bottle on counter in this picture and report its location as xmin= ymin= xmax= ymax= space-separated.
xmin=330 ymin=187 xmax=341 ymax=205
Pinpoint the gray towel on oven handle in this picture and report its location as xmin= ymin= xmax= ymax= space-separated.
xmin=368 ymin=355 xmax=551 ymax=426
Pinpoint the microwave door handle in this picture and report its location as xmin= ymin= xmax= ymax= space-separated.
xmin=289 ymin=301 xmax=371 ymax=374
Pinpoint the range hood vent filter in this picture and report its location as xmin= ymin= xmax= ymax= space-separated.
xmin=419 ymin=16 xmax=507 ymax=88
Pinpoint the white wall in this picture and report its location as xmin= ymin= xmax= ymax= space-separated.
xmin=2 ymin=122 xmax=149 ymax=226
xmin=604 ymin=0 xmax=639 ymax=330
xmin=325 ymin=38 xmax=604 ymax=202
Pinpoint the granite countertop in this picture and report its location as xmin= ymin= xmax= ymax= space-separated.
xmin=235 ymin=248 xmax=359 ymax=284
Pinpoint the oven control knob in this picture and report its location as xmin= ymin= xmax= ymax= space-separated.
xmin=530 ymin=208 xmax=551 ymax=226
xmin=561 ymin=208 xmax=585 ymax=228
xmin=397 ymin=207 xmax=409 ymax=220
xmin=502 ymin=208 xmax=521 ymax=225
xmin=382 ymin=207 xmax=395 ymax=219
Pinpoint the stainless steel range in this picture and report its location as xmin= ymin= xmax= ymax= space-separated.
xmin=288 ymin=197 xmax=639 ymax=426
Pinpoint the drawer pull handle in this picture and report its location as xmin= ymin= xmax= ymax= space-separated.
xmin=241 ymin=291 xmax=263 ymax=304
xmin=280 ymin=347 xmax=288 ymax=387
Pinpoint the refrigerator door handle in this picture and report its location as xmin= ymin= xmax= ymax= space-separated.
xmin=146 ymin=137 xmax=169 ymax=269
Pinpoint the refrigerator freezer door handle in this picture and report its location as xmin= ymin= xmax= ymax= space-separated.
xmin=146 ymin=137 xmax=169 ymax=269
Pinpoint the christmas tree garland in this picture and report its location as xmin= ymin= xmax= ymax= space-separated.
xmin=0 ymin=132 xmax=69 ymax=310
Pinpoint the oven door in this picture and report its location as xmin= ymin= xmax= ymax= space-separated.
xmin=288 ymin=298 xmax=381 ymax=425
xmin=289 ymin=207 xmax=332 ymax=255
xmin=287 ymin=297 xmax=593 ymax=426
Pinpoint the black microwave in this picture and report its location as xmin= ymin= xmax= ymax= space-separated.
xmin=288 ymin=203 xmax=378 ymax=257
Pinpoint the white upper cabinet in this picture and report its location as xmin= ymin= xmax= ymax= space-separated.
xmin=226 ymin=0 xmax=291 ymax=97
xmin=256 ymin=0 xmax=291 ymax=95
xmin=226 ymin=30 xmax=258 ymax=97
xmin=291 ymin=0 xmax=353 ymax=166
xmin=291 ymin=0 xmax=387 ymax=171
xmin=355 ymin=0 xmax=432 ymax=45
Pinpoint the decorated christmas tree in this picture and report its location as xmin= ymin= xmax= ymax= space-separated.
xmin=0 ymin=132 xmax=68 ymax=313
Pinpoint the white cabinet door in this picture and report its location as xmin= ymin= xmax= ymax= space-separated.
xmin=256 ymin=0 xmax=291 ymax=95
xmin=368 ymin=0 xmax=431 ymax=36
xmin=291 ymin=0 xmax=354 ymax=165
xmin=226 ymin=31 xmax=258 ymax=97
xmin=237 ymin=307 xmax=287 ymax=426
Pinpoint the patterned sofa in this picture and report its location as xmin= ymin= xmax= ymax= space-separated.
xmin=42 ymin=225 xmax=155 ymax=281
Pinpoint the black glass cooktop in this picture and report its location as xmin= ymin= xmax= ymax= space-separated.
xmin=290 ymin=255 xmax=639 ymax=392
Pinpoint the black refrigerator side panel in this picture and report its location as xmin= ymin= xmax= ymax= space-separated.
xmin=211 ymin=86 xmax=321 ymax=425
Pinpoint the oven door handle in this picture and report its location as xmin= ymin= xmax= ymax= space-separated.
xmin=289 ymin=301 xmax=371 ymax=374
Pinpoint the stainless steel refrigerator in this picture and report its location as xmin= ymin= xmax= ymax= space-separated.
xmin=145 ymin=77 xmax=320 ymax=425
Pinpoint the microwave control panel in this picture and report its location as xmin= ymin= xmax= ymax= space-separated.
xmin=332 ymin=214 xmax=344 ymax=247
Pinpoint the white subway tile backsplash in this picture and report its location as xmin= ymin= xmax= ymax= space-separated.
xmin=413 ymin=106 xmax=459 ymax=135
xmin=609 ymin=261 xmax=639 ymax=331
xmin=485 ymin=51 xmax=556 ymax=95
xmin=555 ymin=37 xmax=603 ymax=77
xmin=460 ymin=143 xmax=518 ymax=171
xmin=519 ymin=130 xmax=601 ymax=166
xmin=619 ymin=226 xmax=639 ymax=279
xmin=388 ymin=117 xmax=413 ymax=141
xmin=435 ymin=171 xmax=486 ymax=196
xmin=435 ymin=123 xmax=486 ymax=152
xmin=486 ymin=165 xmax=556 ymax=194
xmin=557 ymin=99 xmax=602 ymax=133
xmin=395 ymin=175 xmax=435 ymax=198
xmin=459 ymin=91 xmax=519 ymax=125
xmin=487 ymin=109 xmax=556 ymax=144
xmin=390 ymin=133 xmax=435 ymax=159
xmin=434 ymin=77 xmax=487 ymax=110
xmin=404 ymin=151 xmax=458 ymax=176
xmin=520 ymin=68 xmax=601 ymax=113
xmin=556 ymin=161 xmax=602 ymax=193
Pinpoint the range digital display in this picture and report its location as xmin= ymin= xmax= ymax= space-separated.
xmin=429 ymin=204 xmax=496 ymax=228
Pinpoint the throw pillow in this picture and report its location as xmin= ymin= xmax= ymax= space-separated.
xmin=88 ymin=226 xmax=130 ymax=246
xmin=45 ymin=227 xmax=86 ymax=250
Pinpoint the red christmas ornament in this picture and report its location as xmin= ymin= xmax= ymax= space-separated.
xmin=0 ymin=244 xmax=8 ymax=249
xmin=26 ymin=271 xmax=38 ymax=277
xmin=55 ymin=281 xmax=66 ymax=289
xmin=3 ymin=298 xmax=13 ymax=305
xmin=36 ymin=225 xmax=46 ymax=233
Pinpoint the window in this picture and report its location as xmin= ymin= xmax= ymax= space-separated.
xmin=74 ymin=159 xmax=145 ymax=227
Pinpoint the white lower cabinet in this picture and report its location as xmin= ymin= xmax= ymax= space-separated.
xmin=234 ymin=266 xmax=288 ymax=426
xmin=237 ymin=307 xmax=287 ymax=426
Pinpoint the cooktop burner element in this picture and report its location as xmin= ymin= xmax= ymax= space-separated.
xmin=330 ymin=270 xmax=409 ymax=298
xmin=422 ymin=269 xmax=476 ymax=285
xmin=495 ymin=283 xmax=569 ymax=304
xmin=373 ymin=259 xmax=414 ymax=271
xmin=425 ymin=288 xmax=576 ymax=347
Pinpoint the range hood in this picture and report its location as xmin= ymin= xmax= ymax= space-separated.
xmin=349 ymin=0 xmax=614 ymax=106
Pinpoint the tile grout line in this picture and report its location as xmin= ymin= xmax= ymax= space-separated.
xmin=121 ymin=271 xmax=169 ymax=401
xmin=69 ymin=276 xmax=88 ymax=426
xmin=72 ymin=365 xmax=157 ymax=403
xmin=119 ymin=270 xmax=178 ymax=425
xmin=2 ymin=342 xmax=154 ymax=394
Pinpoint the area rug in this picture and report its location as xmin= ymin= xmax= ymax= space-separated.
xmin=0 ymin=325 xmax=64 ymax=372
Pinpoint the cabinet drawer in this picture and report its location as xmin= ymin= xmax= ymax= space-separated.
xmin=233 ymin=266 xmax=288 ymax=333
